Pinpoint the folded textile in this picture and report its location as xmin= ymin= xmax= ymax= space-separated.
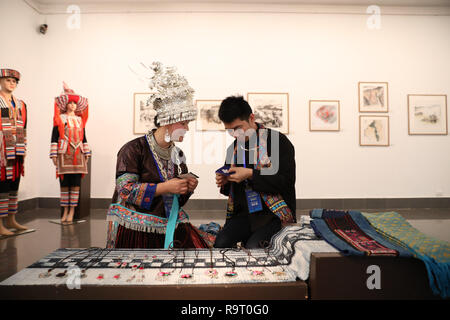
xmin=362 ymin=211 xmax=450 ymax=299
xmin=310 ymin=209 xmax=412 ymax=257
xmin=199 ymin=222 xmax=221 ymax=236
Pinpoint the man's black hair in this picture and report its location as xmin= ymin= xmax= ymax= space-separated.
xmin=218 ymin=96 xmax=253 ymax=123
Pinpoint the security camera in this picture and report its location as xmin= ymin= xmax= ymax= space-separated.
xmin=39 ymin=24 xmax=48 ymax=35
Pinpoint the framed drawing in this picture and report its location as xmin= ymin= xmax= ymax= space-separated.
xmin=359 ymin=82 xmax=389 ymax=113
xmin=195 ymin=100 xmax=224 ymax=131
xmin=247 ymin=92 xmax=289 ymax=134
xmin=309 ymin=100 xmax=340 ymax=131
xmin=359 ymin=115 xmax=390 ymax=146
xmin=133 ymin=92 xmax=156 ymax=134
xmin=408 ymin=94 xmax=448 ymax=135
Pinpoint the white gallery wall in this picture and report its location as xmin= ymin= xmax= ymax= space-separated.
xmin=1 ymin=0 xmax=449 ymax=201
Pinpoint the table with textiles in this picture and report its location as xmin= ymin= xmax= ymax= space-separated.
xmin=0 ymin=222 xmax=321 ymax=300
xmin=1 ymin=212 xmax=446 ymax=300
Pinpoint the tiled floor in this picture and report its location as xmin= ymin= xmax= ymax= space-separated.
xmin=0 ymin=207 xmax=449 ymax=282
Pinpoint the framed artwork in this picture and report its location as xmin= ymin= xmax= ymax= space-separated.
xmin=407 ymin=94 xmax=448 ymax=135
xmin=309 ymin=100 xmax=340 ymax=131
xmin=195 ymin=100 xmax=224 ymax=131
xmin=359 ymin=115 xmax=390 ymax=146
xmin=133 ymin=93 xmax=156 ymax=134
xmin=358 ymin=82 xmax=389 ymax=113
xmin=247 ymin=92 xmax=289 ymax=134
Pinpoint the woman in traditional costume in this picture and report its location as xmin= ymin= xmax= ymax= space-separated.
xmin=106 ymin=62 xmax=214 ymax=249
xmin=50 ymin=83 xmax=91 ymax=223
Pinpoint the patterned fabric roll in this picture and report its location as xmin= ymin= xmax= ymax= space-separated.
xmin=0 ymin=193 xmax=8 ymax=216
xmin=8 ymin=192 xmax=18 ymax=215
xmin=60 ymin=191 xmax=69 ymax=207
xmin=5 ymin=166 xmax=13 ymax=180
xmin=49 ymin=142 xmax=57 ymax=158
xmin=82 ymin=143 xmax=91 ymax=156
xmin=0 ymin=69 xmax=21 ymax=81
xmin=69 ymin=190 xmax=79 ymax=207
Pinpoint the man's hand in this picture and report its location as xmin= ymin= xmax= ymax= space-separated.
xmin=227 ymin=167 xmax=253 ymax=184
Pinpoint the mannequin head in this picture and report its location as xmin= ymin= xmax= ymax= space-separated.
xmin=66 ymin=101 xmax=77 ymax=114
xmin=0 ymin=77 xmax=17 ymax=94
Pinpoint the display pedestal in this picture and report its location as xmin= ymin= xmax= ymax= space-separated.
xmin=0 ymin=229 xmax=36 ymax=240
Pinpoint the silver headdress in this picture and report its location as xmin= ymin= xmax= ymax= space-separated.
xmin=148 ymin=62 xmax=197 ymax=127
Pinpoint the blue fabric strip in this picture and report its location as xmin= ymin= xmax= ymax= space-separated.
xmin=310 ymin=208 xmax=413 ymax=258
xmin=164 ymin=194 xmax=179 ymax=249
xmin=348 ymin=210 xmax=412 ymax=258
xmin=140 ymin=183 xmax=157 ymax=210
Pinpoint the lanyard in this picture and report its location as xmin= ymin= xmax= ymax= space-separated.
xmin=234 ymin=133 xmax=268 ymax=170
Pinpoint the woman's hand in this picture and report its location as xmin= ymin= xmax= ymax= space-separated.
xmin=187 ymin=177 xmax=198 ymax=193
xmin=163 ymin=178 xmax=189 ymax=195
xmin=52 ymin=157 xmax=57 ymax=166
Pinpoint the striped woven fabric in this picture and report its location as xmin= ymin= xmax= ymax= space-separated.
xmin=8 ymin=194 xmax=18 ymax=214
xmin=0 ymin=195 xmax=9 ymax=216
xmin=82 ymin=143 xmax=91 ymax=156
xmin=15 ymin=143 xmax=25 ymax=156
xmin=261 ymin=194 xmax=292 ymax=223
xmin=362 ymin=211 xmax=450 ymax=299
xmin=49 ymin=142 xmax=57 ymax=158
xmin=0 ymin=69 xmax=20 ymax=80
xmin=69 ymin=190 xmax=80 ymax=207
xmin=5 ymin=166 xmax=13 ymax=179
xmin=309 ymin=209 xmax=407 ymax=257
xmin=60 ymin=191 xmax=69 ymax=207
xmin=55 ymin=94 xmax=88 ymax=113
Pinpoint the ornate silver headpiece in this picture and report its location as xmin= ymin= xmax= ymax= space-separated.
xmin=148 ymin=62 xmax=197 ymax=126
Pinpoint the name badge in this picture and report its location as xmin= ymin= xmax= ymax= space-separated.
xmin=245 ymin=187 xmax=263 ymax=214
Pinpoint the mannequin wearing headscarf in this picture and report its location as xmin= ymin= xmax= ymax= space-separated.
xmin=50 ymin=83 xmax=91 ymax=223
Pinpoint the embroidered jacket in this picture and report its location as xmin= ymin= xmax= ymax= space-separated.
xmin=109 ymin=135 xmax=192 ymax=219
xmin=50 ymin=114 xmax=91 ymax=176
xmin=0 ymin=94 xmax=27 ymax=181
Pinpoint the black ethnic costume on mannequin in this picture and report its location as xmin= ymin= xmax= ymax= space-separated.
xmin=0 ymin=68 xmax=29 ymax=235
xmin=106 ymin=62 xmax=214 ymax=249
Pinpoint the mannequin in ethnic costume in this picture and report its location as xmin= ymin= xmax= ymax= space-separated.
xmin=214 ymin=96 xmax=296 ymax=249
xmin=106 ymin=62 xmax=214 ymax=248
xmin=0 ymin=68 xmax=28 ymax=236
xmin=50 ymin=83 xmax=91 ymax=223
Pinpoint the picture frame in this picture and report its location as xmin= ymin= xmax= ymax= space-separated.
xmin=133 ymin=92 xmax=156 ymax=134
xmin=247 ymin=92 xmax=289 ymax=134
xmin=195 ymin=100 xmax=224 ymax=131
xmin=407 ymin=94 xmax=448 ymax=135
xmin=309 ymin=100 xmax=340 ymax=131
xmin=359 ymin=115 xmax=390 ymax=146
xmin=358 ymin=82 xmax=389 ymax=113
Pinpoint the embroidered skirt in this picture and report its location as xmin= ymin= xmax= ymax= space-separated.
xmin=106 ymin=203 xmax=215 ymax=248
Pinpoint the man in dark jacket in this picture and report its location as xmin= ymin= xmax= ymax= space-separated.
xmin=214 ymin=96 xmax=296 ymax=249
